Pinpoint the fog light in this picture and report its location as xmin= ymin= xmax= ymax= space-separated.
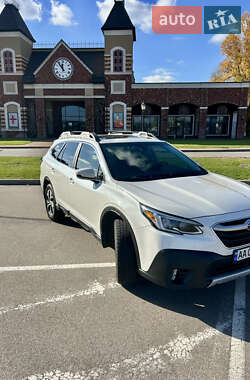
xmin=171 ymin=269 xmax=178 ymax=281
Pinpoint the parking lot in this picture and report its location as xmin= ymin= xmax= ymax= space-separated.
xmin=0 ymin=185 xmax=250 ymax=380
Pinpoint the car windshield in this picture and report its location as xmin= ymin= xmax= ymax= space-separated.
xmin=100 ymin=141 xmax=208 ymax=182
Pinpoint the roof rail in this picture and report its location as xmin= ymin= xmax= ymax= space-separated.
xmin=59 ymin=131 xmax=100 ymax=142
xmin=108 ymin=131 xmax=158 ymax=139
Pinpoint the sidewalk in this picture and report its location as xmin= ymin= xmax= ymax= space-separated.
xmin=0 ymin=141 xmax=52 ymax=149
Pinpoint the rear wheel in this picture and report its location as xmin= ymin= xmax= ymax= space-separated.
xmin=44 ymin=183 xmax=65 ymax=222
xmin=114 ymin=218 xmax=139 ymax=286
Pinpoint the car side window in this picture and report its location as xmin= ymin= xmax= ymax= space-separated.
xmin=58 ymin=141 xmax=79 ymax=167
xmin=51 ymin=142 xmax=65 ymax=159
xmin=76 ymin=143 xmax=100 ymax=175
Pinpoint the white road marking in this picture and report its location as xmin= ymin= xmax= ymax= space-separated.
xmin=24 ymin=320 xmax=231 ymax=380
xmin=0 ymin=263 xmax=115 ymax=273
xmin=228 ymin=278 xmax=246 ymax=380
xmin=0 ymin=280 xmax=119 ymax=316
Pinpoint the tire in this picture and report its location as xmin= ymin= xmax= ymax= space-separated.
xmin=114 ymin=218 xmax=139 ymax=286
xmin=44 ymin=183 xmax=65 ymax=222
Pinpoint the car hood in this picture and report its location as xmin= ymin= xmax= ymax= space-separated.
xmin=117 ymin=173 xmax=250 ymax=219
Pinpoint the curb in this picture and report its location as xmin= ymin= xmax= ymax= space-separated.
xmin=0 ymin=145 xmax=51 ymax=149
xmin=0 ymin=179 xmax=40 ymax=185
xmin=0 ymin=180 xmax=250 ymax=186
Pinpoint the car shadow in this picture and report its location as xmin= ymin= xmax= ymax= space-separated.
xmin=124 ymin=278 xmax=250 ymax=342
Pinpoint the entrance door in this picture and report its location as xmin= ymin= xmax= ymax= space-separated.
xmin=52 ymin=102 xmax=86 ymax=138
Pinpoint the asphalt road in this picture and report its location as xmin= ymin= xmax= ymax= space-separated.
xmin=1 ymin=147 xmax=250 ymax=158
xmin=0 ymin=186 xmax=250 ymax=379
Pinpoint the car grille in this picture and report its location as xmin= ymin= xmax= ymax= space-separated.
xmin=214 ymin=218 xmax=250 ymax=248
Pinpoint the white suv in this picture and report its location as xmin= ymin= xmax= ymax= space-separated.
xmin=41 ymin=131 xmax=250 ymax=289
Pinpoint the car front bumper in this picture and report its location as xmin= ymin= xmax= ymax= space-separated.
xmin=139 ymin=249 xmax=250 ymax=289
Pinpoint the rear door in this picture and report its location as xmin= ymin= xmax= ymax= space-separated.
xmin=55 ymin=141 xmax=80 ymax=209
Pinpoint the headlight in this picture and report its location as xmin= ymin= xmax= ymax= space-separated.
xmin=141 ymin=204 xmax=203 ymax=235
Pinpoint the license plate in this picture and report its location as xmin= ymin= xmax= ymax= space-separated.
xmin=234 ymin=246 xmax=250 ymax=262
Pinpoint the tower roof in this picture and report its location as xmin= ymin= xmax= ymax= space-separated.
xmin=102 ymin=0 xmax=136 ymax=41
xmin=0 ymin=3 xmax=35 ymax=42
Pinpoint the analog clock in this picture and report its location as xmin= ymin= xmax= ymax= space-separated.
xmin=53 ymin=58 xmax=73 ymax=80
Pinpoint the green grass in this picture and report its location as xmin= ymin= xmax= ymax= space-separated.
xmin=168 ymin=138 xmax=250 ymax=149
xmin=0 ymin=157 xmax=40 ymax=179
xmin=0 ymin=157 xmax=250 ymax=181
xmin=0 ymin=139 xmax=32 ymax=145
xmin=196 ymin=158 xmax=250 ymax=180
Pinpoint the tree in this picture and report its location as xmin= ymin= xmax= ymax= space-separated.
xmin=210 ymin=11 xmax=250 ymax=82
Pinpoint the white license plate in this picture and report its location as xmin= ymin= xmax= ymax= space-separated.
xmin=234 ymin=246 xmax=250 ymax=262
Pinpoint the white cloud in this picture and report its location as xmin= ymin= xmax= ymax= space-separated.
xmin=50 ymin=0 xmax=77 ymax=26
xmin=209 ymin=34 xmax=227 ymax=44
xmin=96 ymin=0 xmax=176 ymax=33
xmin=176 ymin=59 xmax=184 ymax=65
xmin=0 ymin=0 xmax=42 ymax=21
xmin=143 ymin=68 xmax=175 ymax=82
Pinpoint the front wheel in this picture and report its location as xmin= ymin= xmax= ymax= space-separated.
xmin=44 ymin=183 xmax=65 ymax=222
xmin=114 ymin=218 xmax=139 ymax=286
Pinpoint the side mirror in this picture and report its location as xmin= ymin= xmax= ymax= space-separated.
xmin=76 ymin=168 xmax=102 ymax=183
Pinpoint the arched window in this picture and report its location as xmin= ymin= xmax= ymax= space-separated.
xmin=112 ymin=47 xmax=125 ymax=73
xmin=2 ymin=49 xmax=15 ymax=73
xmin=4 ymin=102 xmax=21 ymax=130
xmin=110 ymin=102 xmax=126 ymax=131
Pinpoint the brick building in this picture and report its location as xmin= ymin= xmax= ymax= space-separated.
xmin=0 ymin=0 xmax=249 ymax=139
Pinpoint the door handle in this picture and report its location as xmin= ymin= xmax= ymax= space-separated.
xmin=69 ymin=177 xmax=75 ymax=185
xmin=51 ymin=167 xmax=55 ymax=174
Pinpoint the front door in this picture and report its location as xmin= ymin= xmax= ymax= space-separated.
xmin=53 ymin=103 xmax=86 ymax=138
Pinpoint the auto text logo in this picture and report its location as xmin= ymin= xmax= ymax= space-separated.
xmin=152 ymin=6 xmax=241 ymax=35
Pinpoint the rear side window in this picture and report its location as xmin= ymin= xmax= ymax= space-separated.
xmin=51 ymin=142 xmax=65 ymax=159
xmin=58 ymin=141 xmax=79 ymax=167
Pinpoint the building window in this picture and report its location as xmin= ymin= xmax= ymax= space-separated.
xmin=4 ymin=102 xmax=21 ymax=130
xmin=111 ymin=47 xmax=125 ymax=73
xmin=3 ymin=81 xmax=18 ymax=95
xmin=167 ymin=116 xmax=194 ymax=138
xmin=206 ymin=115 xmax=230 ymax=136
xmin=61 ymin=104 xmax=86 ymax=132
xmin=2 ymin=49 xmax=15 ymax=73
xmin=111 ymin=80 xmax=126 ymax=94
xmin=110 ymin=102 xmax=126 ymax=130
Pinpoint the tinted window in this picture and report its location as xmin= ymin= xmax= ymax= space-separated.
xmin=58 ymin=141 xmax=79 ymax=167
xmin=100 ymin=141 xmax=207 ymax=182
xmin=51 ymin=142 xmax=65 ymax=159
xmin=76 ymin=143 xmax=100 ymax=175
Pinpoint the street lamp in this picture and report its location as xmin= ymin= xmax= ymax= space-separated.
xmin=141 ymin=101 xmax=146 ymax=131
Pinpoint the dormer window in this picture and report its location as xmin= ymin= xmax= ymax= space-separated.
xmin=112 ymin=48 xmax=125 ymax=73
xmin=2 ymin=49 xmax=15 ymax=73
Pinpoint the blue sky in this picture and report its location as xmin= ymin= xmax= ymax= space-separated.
xmin=2 ymin=0 xmax=249 ymax=82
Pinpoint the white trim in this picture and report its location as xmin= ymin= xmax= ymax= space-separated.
xmin=3 ymin=81 xmax=18 ymax=95
xmin=161 ymin=107 xmax=169 ymax=110
xmin=105 ymin=71 xmax=132 ymax=75
xmin=200 ymin=106 xmax=208 ymax=109
xmin=132 ymin=83 xmax=250 ymax=89
xmin=4 ymin=101 xmax=22 ymax=130
xmin=111 ymin=80 xmax=126 ymax=94
xmin=24 ymin=95 xmax=105 ymax=99
xmin=24 ymin=83 xmax=104 ymax=89
xmin=0 ymin=72 xmax=23 ymax=76
xmin=0 ymin=31 xmax=33 ymax=45
xmin=34 ymin=40 xmax=93 ymax=76
xmin=110 ymin=46 xmax=126 ymax=74
xmin=238 ymin=107 xmax=248 ymax=109
xmin=1 ymin=48 xmax=16 ymax=73
xmin=110 ymin=101 xmax=127 ymax=131
xmin=103 ymin=30 xmax=133 ymax=36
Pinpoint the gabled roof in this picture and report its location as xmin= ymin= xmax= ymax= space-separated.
xmin=23 ymin=45 xmax=105 ymax=84
xmin=102 ymin=0 xmax=136 ymax=41
xmin=0 ymin=3 xmax=35 ymax=42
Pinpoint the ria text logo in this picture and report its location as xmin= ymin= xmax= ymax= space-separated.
xmin=204 ymin=6 xmax=241 ymax=34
